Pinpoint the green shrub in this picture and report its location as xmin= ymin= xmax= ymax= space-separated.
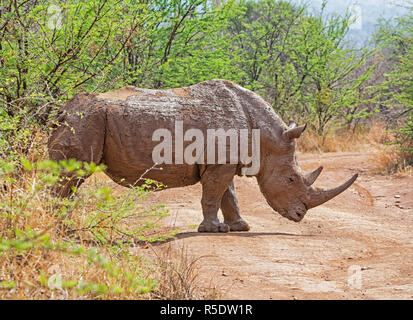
xmin=0 ymin=158 xmax=178 ymax=299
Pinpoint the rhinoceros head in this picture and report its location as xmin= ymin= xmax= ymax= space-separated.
xmin=256 ymin=123 xmax=358 ymax=222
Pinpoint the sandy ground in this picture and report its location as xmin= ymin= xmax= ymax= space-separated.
xmin=103 ymin=151 xmax=413 ymax=299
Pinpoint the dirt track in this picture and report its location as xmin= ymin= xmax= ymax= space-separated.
xmin=119 ymin=151 xmax=413 ymax=299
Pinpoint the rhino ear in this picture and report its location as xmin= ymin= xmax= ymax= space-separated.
xmin=283 ymin=124 xmax=307 ymax=141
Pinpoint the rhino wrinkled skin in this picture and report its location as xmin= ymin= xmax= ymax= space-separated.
xmin=48 ymin=79 xmax=358 ymax=232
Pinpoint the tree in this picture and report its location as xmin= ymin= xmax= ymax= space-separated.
xmin=121 ymin=0 xmax=241 ymax=89
xmin=226 ymin=0 xmax=373 ymax=136
xmin=0 ymin=0 xmax=150 ymax=124
xmin=0 ymin=0 xmax=153 ymax=160
xmin=373 ymin=4 xmax=413 ymax=161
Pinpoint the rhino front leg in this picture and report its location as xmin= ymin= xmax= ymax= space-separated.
xmin=221 ymin=181 xmax=250 ymax=231
xmin=198 ymin=165 xmax=237 ymax=233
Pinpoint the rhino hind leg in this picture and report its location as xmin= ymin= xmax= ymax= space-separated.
xmin=48 ymin=101 xmax=106 ymax=198
xmin=198 ymin=165 xmax=238 ymax=233
xmin=221 ymin=181 xmax=250 ymax=232
xmin=50 ymin=137 xmax=104 ymax=198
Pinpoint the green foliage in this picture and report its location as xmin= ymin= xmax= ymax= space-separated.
xmin=0 ymin=110 xmax=36 ymax=160
xmin=120 ymin=0 xmax=242 ymax=88
xmin=0 ymin=228 xmax=156 ymax=296
xmin=0 ymin=158 xmax=177 ymax=298
xmin=373 ymin=4 xmax=413 ymax=161
xmin=0 ymin=0 xmax=149 ymax=102
xmin=228 ymin=0 xmax=374 ymax=135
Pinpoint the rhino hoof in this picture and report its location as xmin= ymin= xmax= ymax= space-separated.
xmin=198 ymin=222 xmax=229 ymax=233
xmin=227 ymin=220 xmax=250 ymax=232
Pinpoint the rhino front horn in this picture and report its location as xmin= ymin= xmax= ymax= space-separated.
xmin=306 ymin=173 xmax=358 ymax=209
xmin=283 ymin=124 xmax=307 ymax=141
xmin=304 ymin=166 xmax=323 ymax=186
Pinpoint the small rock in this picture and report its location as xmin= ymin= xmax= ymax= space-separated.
xmin=394 ymin=195 xmax=401 ymax=198
xmin=222 ymin=271 xmax=228 ymax=276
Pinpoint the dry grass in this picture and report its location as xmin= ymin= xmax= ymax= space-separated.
xmin=297 ymin=122 xmax=390 ymax=153
xmin=371 ymin=147 xmax=413 ymax=175
xmin=0 ymin=168 xmax=215 ymax=299
xmin=297 ymin=121 xmax=412 ymax=175
xmin=0 ymin=169 xmax=143 ymax=299
xmin=147 ymin=243 xmax=220 ymax=300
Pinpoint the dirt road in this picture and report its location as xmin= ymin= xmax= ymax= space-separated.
xmin=126 ymin=151 xmax=413 ymax=299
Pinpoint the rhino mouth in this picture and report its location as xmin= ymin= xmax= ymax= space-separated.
xmin=286 ymin=211 xmax=305 ymax=222
xmin=277 ymin=208 xmax=305 ymax=222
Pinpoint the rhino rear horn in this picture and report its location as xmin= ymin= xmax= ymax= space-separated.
xmin=304 ymin=166 xmax=323 ymax=186
xmin=283 ymin=124 xmax=306 ymax=141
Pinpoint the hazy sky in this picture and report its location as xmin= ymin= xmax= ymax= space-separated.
xmin=290 ymin=0 xmax=410 ymax=44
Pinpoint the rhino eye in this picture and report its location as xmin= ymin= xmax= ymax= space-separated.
xmin=288 ymin=177 xmax=294 ymax=182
